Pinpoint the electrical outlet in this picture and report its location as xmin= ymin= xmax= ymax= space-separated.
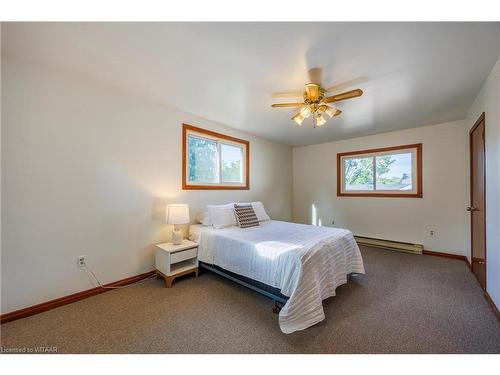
xmin=77 ymin=256 xmax=86 ymax=268
xmin=429 ymin=230 xmax=435 ymax=236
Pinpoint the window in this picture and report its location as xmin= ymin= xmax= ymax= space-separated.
xmin=183 ymin=124 xmax=249 ymax=190
xmin=337 ymin=144 xmax=422 ymax=197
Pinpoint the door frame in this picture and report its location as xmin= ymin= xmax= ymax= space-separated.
xmin=469 ymin=112 xmax=486 ymax=289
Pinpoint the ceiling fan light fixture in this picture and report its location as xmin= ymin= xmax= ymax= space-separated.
xmin=314 ymin=113 xmax=326 ymax=127
xmin=324 ymin=106 xmax=337 ymax=118
xmin=292 ymin=112 xmax=305 ymax=126
xmin=300 ymin=106 xmax=312 ymax=118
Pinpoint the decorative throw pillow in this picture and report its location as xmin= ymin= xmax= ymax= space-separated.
xmin=236 ymin=201 xmax=270 ymax=222
xmin=234 ymin=204 xmax=260 ymax=228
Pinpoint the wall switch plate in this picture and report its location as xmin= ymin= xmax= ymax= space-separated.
xmin=77 ymin=256 xmax=86 ymax=268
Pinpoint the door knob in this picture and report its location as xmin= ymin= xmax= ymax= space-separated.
xmin=466 ymin=206 xmax=477 ymax=212
xmin=477 ymin=260 xmax=485 ymax=265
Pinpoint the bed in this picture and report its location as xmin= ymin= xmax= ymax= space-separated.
xmin=189 ymin=220 xmax=365 ymax=334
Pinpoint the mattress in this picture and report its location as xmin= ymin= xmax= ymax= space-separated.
xmin=189 ymin=220 xmax=364 ymax=333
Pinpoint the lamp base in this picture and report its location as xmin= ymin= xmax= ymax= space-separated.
xmin=171 ymin=228 xmax=183 ymax=245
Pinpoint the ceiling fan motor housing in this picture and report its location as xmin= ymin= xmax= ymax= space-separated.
xmin=303 ymin=83 xmax=326 ymax=103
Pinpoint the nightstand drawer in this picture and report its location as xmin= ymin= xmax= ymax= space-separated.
xmin=171 ymin=247 xmax=197 ymax=264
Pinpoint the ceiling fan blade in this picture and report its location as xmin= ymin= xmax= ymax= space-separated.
xmin=325 ymin=76 xmax=369 ymax=93
xmin=271 ymin=91 xmax=303 ymax=98
xmin=271 ymin=102 xmax=304 ymax=108
xmin=323 ymin=89 xmax=363 ymax=103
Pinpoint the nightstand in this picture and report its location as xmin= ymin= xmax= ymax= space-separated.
xmin=155 ymin=240 xmax=199 ymax=288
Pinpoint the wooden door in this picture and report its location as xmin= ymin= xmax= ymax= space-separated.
xmin=469 ymin=112 xmax=486 ymax=290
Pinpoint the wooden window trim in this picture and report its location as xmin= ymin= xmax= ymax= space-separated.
xmin=336 ymin=143 xmax=422 ymax=198
xmin=182 ymin=124 xmax=250 ymax=190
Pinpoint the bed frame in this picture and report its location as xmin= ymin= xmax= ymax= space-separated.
xmin=199 ymin=262 xmax=288 ymax=312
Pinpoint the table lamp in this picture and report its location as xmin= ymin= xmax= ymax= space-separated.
xmin=166 ymin=204 xmax=190 ymax=245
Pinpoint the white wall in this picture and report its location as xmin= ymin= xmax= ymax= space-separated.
xmin=465 ymin=57 xmax=500 ymax=309
xmin=293 ymin=120 xmax=468 ymax=255
xmin=1 ymin=59 xmax=292 ymax=313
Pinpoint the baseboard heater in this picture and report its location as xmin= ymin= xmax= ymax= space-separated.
xmin=354 ymin=236 xmax=423 ymax=255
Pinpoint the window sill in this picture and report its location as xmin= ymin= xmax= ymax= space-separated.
xmin=337 ymin=192 xmax=422 ymax=198
xmin=182 ymin=184 xmax=249 ymax=190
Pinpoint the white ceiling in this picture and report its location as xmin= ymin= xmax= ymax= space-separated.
xmin=3 ymin=22 xmax=500 ymax=146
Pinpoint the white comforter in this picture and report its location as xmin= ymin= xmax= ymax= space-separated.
xmin=191 ymin=220 xmax=365 ymax=333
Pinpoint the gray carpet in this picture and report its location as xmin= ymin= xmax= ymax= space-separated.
xmin=1 ymin=246 xmax=499 ymax=353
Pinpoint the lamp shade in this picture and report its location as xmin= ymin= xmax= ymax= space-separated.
xmin=166 ymin=204 xmax=190 ymax=225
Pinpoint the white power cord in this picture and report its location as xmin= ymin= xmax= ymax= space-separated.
xmin=81 ymin=263 xmax=155 ymax=289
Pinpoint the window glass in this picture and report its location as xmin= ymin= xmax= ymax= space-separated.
xmin=344 ymin=156 xmax=374 ymax=191
xmin=220 ymin=143 xmax=244 ymax=183
xmin=376 ymin=152 xmax=413 ymax=191
xmin=188 ymin=135 xmax=218 ymax=183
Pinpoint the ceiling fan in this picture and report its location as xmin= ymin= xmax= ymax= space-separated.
xmin=271 ymin=81 xmax=363 ymax=127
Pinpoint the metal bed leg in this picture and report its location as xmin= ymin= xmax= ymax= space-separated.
xmin=272 ymin=300 xmax=283 ymax=314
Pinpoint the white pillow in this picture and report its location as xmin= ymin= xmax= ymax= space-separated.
xmin=238 ymin=201 xmax=270 ymax=222
xmin=251 ymin=201 xmax=271 ymax=222
xmin=196 ymin=211 xmax=211 ymax=226
xmin=207 ymin=204 xmax=237 ymax=229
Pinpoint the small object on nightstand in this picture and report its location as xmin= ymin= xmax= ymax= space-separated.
xmin=155 ymin=239 xmax=198 ymax=288
xmin=166 ymin=204 xmax=190 ymax=245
